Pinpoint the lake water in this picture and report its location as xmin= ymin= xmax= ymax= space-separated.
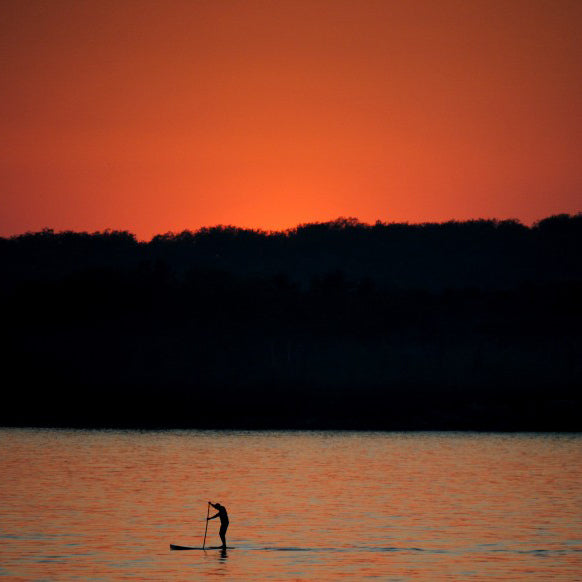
xmin=0 ymin=429 xmax=580 ymax=580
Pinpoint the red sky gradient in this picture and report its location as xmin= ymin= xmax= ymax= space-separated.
xmin=2 ymin=0 xmax=581 ymax=240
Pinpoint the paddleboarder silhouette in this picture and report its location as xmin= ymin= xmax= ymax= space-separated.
xmin=207 ymin=502 xmax=229 ymax=548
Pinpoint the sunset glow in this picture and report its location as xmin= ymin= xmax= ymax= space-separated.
xmin=2 ymin=0 xmax=581 ymax=239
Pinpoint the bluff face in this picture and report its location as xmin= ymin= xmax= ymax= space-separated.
xmin=2 ymin=215 xmax=581 ymax=430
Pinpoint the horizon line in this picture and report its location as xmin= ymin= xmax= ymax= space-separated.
xmin=2 ymin=212 xmax=581 ymax=243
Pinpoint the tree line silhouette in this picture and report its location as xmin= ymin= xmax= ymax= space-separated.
xmin=2 ymin=214 xmax=581 ymax=430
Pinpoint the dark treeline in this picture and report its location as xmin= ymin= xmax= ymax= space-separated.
xmin=2 ymin=214 xmax=581 ymax=430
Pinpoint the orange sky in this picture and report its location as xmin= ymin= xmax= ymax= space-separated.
xmin=2 ymin=0 xmax=581 ymax=239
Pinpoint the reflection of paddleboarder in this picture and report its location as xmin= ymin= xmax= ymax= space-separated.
xmin=207 ymin=502 xmax=229 ymax=548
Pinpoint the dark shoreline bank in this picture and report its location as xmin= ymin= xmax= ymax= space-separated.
xmin=3 ymin=215 xmax=581 ymax=431
xmin=3 ymin=383 xmax=580 ymax=432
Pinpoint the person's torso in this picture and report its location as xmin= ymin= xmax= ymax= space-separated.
xmin=218 ymin=507 xmax=229 ymax=524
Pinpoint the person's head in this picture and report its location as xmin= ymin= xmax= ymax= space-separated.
xmin=214 ymin=502 xmax=222 ymax=508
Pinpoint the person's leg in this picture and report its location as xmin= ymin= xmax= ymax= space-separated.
xmin=219 ymin=525 xmax=227 ymax=548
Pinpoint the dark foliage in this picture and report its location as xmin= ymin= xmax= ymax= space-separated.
xmin=1 ymin=215 xmax=581 ymax=430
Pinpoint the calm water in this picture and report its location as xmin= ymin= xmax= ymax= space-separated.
xmin=0 ymin=429 xmax=580 ymax=580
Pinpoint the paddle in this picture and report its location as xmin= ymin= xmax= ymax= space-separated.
xmin=202 ymin=502 xmax=210 ymax=549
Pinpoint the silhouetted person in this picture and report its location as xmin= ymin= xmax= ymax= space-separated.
xmin=207 ymin=501 xmax=229 ymax=548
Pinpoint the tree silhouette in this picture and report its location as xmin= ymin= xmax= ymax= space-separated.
xmin=1 ymin=215 xmax=581 ymax=429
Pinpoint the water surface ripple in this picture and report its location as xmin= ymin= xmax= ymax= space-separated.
xmin=0 ymin=429 xmax=580 ymax=580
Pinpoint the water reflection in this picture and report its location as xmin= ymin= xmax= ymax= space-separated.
xmin=0 ymin=429 xmax=580 ymax=580
xmin=217 ymin=547 xmax=228 ymax=562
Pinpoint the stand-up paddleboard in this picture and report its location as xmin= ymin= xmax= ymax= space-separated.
xmin=170 ymin=544 xmax=233 ymax=550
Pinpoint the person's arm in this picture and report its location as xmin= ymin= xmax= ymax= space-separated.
xmin=207 ymin=513 xmax=219 ymax=520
